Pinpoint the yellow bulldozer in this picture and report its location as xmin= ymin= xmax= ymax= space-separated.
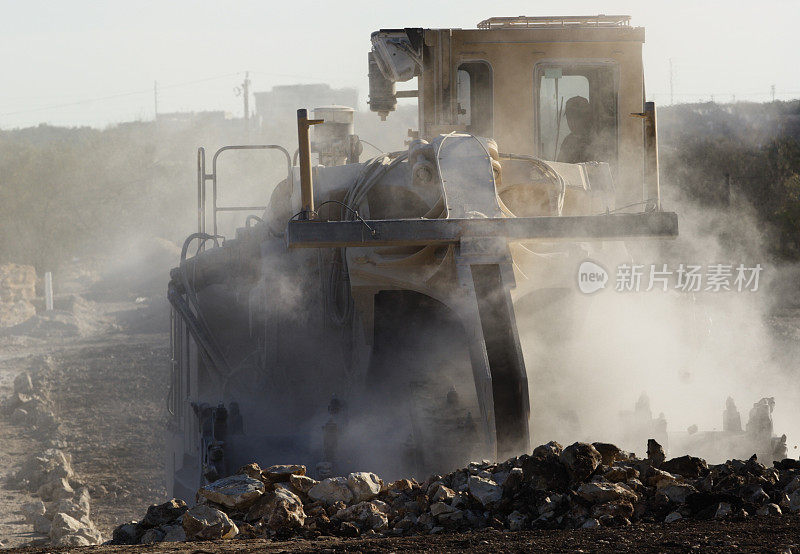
xmin=166 ymin=15 xmax=677 ymax=500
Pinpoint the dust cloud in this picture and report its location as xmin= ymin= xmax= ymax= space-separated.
xmin=518 ymin=159 xmax=800 ymax=464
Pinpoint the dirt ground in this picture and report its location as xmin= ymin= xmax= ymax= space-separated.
xmin=3 ymin=516 xmax=800 ymax=553
xmin=46 ymin=337 xmax=169 ymax=532
xmin=0 ymin=299 xmax=169 ymax=547
xmin=0 ymin=286 xmax=799 ymax=551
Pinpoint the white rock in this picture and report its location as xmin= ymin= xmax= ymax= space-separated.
xmin=581 ymin=518 xmax=600 ymax=529
xmin=38 ymin=477 xmax=73 ymax=502
xmin=745 ymin=486 xmax=770 ymax=505
xmin=182 ymin=505 xmax=238 ymax=540
xmin=451 ymin=493 xmax=468 ymax=510
xmin=48 ymin=516 xmax=100 ymax=545
xmin=467 ymin=475 xmax=503 ymax=507
xmin=162 ymin=524 xmax=187 ymax=542
xmin=31 ymin=514 xmax=51 ymax=535
xmin=394 ymin=514 xmax=417 ymax=530
xmin=431 ymin=484 xmax=456 ymax=503
xmin=76 ymin=513 xmax=98 ymax=531
xmin=49 ymin=498 xmax=89 ymax=521
xmin=714 ymin=502 xmax=732 ymax=519
xmin=492 ymin=471 xmax=510 ymax=487
xmin=661 ymin=483 xmax=697 ymax=504
xmin=757 ymin=503 xmax=782 ymax=516
xmin=74 ymin=487 xmax=91 ymax=516
xmin=197 ymin=474 xmax=264 ymax=509
xmin=141 ymin=498 xmax=188 ymax=527
xmin=49 ymin=512 xmax=83 ymax=540
xmin=502 ymin=467 xmax=524 ymax=490
xmin=140 ymin=528 xmax=165 ymax=544
xmin=21 ymin=500 xmax=45 ymax=522
xmin=289 ymin=474 xmax=318 ymax=494
xmin=539 ymin=496 xmax=557 ymax=515
xmin=262 ymin=464 xmax=306 ymax=482
xmin=784 ymin=475 xmax=800 ymax=494
xmin=273 ymin=482 xmax=302 ymax=496
xmin=308 ymin=477 xmax=354 ymax=505
xmin=577 ymin=482 xmax=637 ymax=504
xmin=347 ymin=472 xmax=383 ymax=502
xmin=664 ymin=511 xmax=682 ymax=523
xmin=430 ymin=502 xmax=457 ymax=517
xmin=787 ymin=490 xmax=800 ymax=513
xmin=335 ymin=500 xmax=388 ymax=531
xmin=75 ymin=521 xmax=103 ymax=544
xmin=237 ymin=463 xmax=262 ymax=480
xmin=11 ymin=408 xmax=28 ymax=425
xmin=111 ymin=522 xmax=139 ymax=544
xmin=507 ymin=510 xmax=527 ymax=531
xmin=38 ymin=449 xmax=74 ymax=483
xmin=246 ymin=487 xmax=306 ymax=529
xmin=437 ymin=508 xmax=464 ymax=525
xmin=648 ymin=468 xmax=678 ymax=489
xmin=13 ymin=372 xmax=34 ymax=396
xmin=52 ymin=534 xmax=91 ymax=547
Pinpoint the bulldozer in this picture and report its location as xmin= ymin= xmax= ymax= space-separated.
xmin=166 ymin=15 xmax=678 ymax=500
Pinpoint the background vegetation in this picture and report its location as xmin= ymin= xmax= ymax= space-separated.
xmin=0 ymin=101 xmax=798 ymax=273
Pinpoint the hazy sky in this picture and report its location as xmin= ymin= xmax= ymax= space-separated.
xmin=1 ymin=0 xmax=798 ymax=128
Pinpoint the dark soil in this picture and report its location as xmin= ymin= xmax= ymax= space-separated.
xmin=3 ymin=515 xmax=799 ymax=552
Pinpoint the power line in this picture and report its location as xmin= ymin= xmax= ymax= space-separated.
xmin=0 ymin=72 xmax=245 ymax=117
xmin=1 ymin=88 xmax=153 ymax=117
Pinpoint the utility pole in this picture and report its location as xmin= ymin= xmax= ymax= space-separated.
xmin=241 ymin=71 xmax=251 ymax=140
xmin=771 ymin=84 xmax=776 ymax=102
xmin=154 ymin=81 xmax=159 ymax=120
xmin=669 ymin=58 xmax=674 ymax=105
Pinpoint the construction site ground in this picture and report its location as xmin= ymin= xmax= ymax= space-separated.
xmin=0 ymin=288 xmax=799 ymax=552
xmin=0 ymin=296 xmax=169 ymax=548
xmin=3 ymin=516 xmax=800 ymax=552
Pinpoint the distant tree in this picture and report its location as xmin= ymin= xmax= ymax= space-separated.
xmin=767 ymin=138 xmax=800 ymax=256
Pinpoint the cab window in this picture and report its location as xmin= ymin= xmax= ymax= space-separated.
xmin=457 ymin=62 xmax=493 ymax=137
xmin=535 ymin=64 xmax=618 ymax=165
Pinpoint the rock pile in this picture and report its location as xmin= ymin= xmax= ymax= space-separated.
xmin=112 ymin=439 xmax=800 ymax=544
xmin=1 ymin=294 xmax=101 ymax=338
xmin=0 ymin=263 xmax=37 ymax=328
xmin=0 ymin=263 xmax=36 ymax=302
xmin=14 ymin=449 xmax=103 ymax=545
xmin=0 ymin=264 xmax=107 ymax=337
xmin=2 ymin=361 xmax=103 ymax=546
xmin=1 ymin=361 xmax=58 ymax=435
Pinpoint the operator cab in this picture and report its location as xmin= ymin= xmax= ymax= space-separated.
xmin=368 ymin=15 xmax=650 ymax=208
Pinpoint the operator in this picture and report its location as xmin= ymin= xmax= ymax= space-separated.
xmin=557 ymin=95 xmax=595 ymax=163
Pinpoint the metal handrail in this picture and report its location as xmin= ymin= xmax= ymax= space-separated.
xmin=197 ymin=147 xmax=206 ymax=235
xmin=197 ymin=144 xmax=293 ymax=237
